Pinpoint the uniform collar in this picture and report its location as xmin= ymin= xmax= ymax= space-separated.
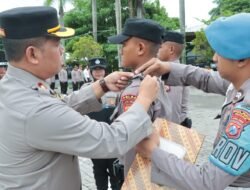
xmin=237 ymin=78 xmax=250 ymax=103
xmin=231 ymin=79 xmax=250 ymax=103
xmin=6 ymin=64 xmax=46 ymax=88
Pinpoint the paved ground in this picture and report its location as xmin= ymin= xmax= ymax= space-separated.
xmin=59 ymin=84 xmax=248 ymax=190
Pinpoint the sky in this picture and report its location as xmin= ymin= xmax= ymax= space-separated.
xmin=0 ymin=0 xmax=215 ymax=28
xmin=159 ymin=0 xmax=216 ymax=29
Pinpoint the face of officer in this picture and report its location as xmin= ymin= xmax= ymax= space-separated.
xmin=157 ymin=41 xmax=183 ymax=62
xmin=3 ymin=36 xmax=64 ymax=80
xmin=121 ymin=37 xmax=158 ymax=70
xmin=91 ymin=67 xmax=105 ymax=80
xmin=37 ymin=36 xmax=64 ymax=79
xmin=213 ymin=53 xmax=244 ymax=82
xmin=157 ymin=42 xmax=172 ymax=61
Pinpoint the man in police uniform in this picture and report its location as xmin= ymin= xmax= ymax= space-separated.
xmin=71 ymin=65 xmax=79 ymax=91
xmin=135 ymin=13 xmax=250 ymax=189
xmin=0 ymin=6 xmax=159 ymax=190
xmin=158 ymin=31 xmax=192 ymax=128
xmin=108 ymin=18 xmax=172 ymax=177
xmin=58 ymin=64 xmax=68 ymax=94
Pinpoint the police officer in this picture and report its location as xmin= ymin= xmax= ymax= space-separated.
xmin=78 ymin=64 xmax=85 ymax=88
xmin=135 ymin=13 xmax=250 ymax=190
xmin=71 ymin=65 xmax=79 ymax=91
xmin=58 ymin=64 xmax=68 ymax=94
xmin=108 ymin=18 xmax=172 ymax=177
xmin=158 ymin=31 xmax=192 ymax=128
xmin=0 ymin=6 xmax=159 ymax=190
xmin=84 ymin=58 xmax=119 ymax=190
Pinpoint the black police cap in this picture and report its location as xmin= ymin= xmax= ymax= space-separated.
xmin=89 ymin=58 xmax=107 ymax=70
xmin=163 ymin=31 xmax=184 ymax=44
xmin=108 ymin=18 xmax=164 ymax=44
xmin=0 ymin=6 xmax=75 ymax=39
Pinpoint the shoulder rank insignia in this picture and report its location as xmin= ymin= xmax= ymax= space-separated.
xmin=121 ymin=94 xmax=137 ymax=112
xmin=33 ymin=82 xmax=65 ymax=101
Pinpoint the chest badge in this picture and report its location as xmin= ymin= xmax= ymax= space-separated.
xmin=121 ymin=94 xmax=137 ymax=112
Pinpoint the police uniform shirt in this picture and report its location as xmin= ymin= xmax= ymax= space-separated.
xmin=0 ymin=64 xmax=153 ymax=189
xmin=164 ymin=60 xmax=189 ymax=124
xmin=58 ymin=68 xmax=68 ymax=82
xmin=114 ymin=74 xmax=172 ymax=175
xmin=71 ymin=69 xmax=78 ymax=83
xmin=75 ymin=69 xmax=82 ymax=82
xmin=78 ymin=69 xmax=84 ymax=82
xmin=150 ymin=62 xmax=250 ymax=189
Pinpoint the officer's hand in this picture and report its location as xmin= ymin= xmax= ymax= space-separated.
xmin=136 ymin=75 xmax=158 ymax=111
xmin=105 ymin=71 xmax=134 ymax=92
xmin=135 ymin=58 xmax=171 ymax=77
xmin=136 ymin=129 xmax=160 ymax=159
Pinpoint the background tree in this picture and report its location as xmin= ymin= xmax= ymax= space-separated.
xmin=70 ymin=35 xmax=103 ymax=64
xmin=209 ymin=0 xmax=250 ymax=20
xmin=44 ymin=0 xmax=72 ymax=27
xmin=191 ymin=0 xmax=250 ymax=66
xmin=144 ymin=0 xmax=179 ymax=30
xmin=192 ymin=30 xmax=214 ymax=64
xmin=92 ymin=0 xmax=97 ymax=41
xmin=64 ymin=0 xmax=179 ymax=70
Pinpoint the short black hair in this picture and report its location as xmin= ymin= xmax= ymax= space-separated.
xmin=3 ymin=36 xmax=58 ymax=62
xmin=148 ymin=41 xmax=161 ymax=57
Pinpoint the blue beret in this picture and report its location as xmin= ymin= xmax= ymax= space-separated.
xmin=205 ymin=13 xmax=250 ymax=60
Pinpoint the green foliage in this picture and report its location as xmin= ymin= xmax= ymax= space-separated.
xmin=144 ymin=0 xmax=179 ymax=30
xmin=103 ymin=44 xmax=120 ymax=72
xmin=64 ymin=0 xmax=179 ymax=69
xmin=192 ymin=30 xmax=213 ymax=64
xmin=210 ymin=0 xmax=250 ymax=20
xmin=69 ymin=35 xmax=103 ymax=65
xmin=191 ymin=0 xmax=250 ymax=64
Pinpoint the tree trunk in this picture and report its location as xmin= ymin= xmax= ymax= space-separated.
xmin=115 ymin=0 xmax=122 ymax=67
xmin=92 ymin=0 xmax=98 ymax=42
xmin=128 ymin=0 xmax=134 ymax=17
xmin=59 ymin=0 xmax=66 ymax=62
xmin=179 ymin=0 xmax=186 ymax=64
xmin=136 ymin=0 xmax=143 ymax=18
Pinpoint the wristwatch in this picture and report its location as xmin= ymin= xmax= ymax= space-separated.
xmin=99 ymin=79 xmax=109 ymax=92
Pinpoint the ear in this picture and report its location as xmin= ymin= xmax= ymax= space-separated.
xmin=138 ymin=42 xmax=146 ymax=56
xmin=169 ymin=45 xmax=175 ymax=55
xmin=25 ymin=46 xmax=40 ymax=65
xmin=237 ymin=59 xmax=249 ymax=68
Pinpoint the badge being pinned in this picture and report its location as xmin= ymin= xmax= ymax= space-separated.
xmin=121 ymin=94 xmax=137 ymax=112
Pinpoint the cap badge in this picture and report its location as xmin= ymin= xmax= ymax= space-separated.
xmin=95 ymin=59 xmax=100 ymax=65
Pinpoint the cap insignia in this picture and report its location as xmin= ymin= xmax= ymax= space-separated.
xmin=95 ymin=59 xmax=100 ymax=64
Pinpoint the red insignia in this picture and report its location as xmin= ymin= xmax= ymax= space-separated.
xmin=121 ymin=95 xmax=137 ymax=112
xmin=225 ymin=108 xmax=250 ymax=139
xmin=37 ymin=82 xmax=47 ymax=90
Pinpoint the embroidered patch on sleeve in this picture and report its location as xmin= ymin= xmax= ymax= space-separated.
xmin=209 ymin=104 xmax=250 ymax=176
xmin=121 ymin=95 xmax=137 ymax=112
xmin=225 ymin=107 xmax=249 ymax=139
